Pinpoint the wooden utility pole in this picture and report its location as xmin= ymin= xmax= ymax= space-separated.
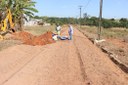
xmin=98 ymin=0 xmax=103 ymax=40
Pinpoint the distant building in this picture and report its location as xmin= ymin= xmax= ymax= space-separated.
xmin=43 ymin=22 xmax=51 ymax=26
xmin=24 ymin=18 xmax=42 ymax=26
xmin=24 ymin=17 xmax=51 ymax=26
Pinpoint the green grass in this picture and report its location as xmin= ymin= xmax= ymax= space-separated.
xmin=0 ymin=40 xmax=21 ymax=51
xmin=24 ymin=25 xmax=56 ymax=36
xmin=80 ymin=26 xmax=128 ymax=39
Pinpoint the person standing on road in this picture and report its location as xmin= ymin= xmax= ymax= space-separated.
xmin=68 ymin=24 xmax=73 ymax=40
xmin=56 ymin=24 xmax=61 ymax=36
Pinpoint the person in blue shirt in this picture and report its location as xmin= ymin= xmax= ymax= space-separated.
xmin=68 ymin=24 xmax=73 ymax=40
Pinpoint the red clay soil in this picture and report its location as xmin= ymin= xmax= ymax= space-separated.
xmin=106 ymin=38 xmax=126 ymax=48
xmin=12 ymin=31 xmax=55 ymax=46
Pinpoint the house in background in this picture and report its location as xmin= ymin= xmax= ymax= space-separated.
xmin=24 ymin=18 xmax=42 ymax=26
xmin=24 ymin=18 xmax=51 ymax=26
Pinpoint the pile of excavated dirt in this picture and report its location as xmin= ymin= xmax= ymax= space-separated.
xmin=12 ymin=31 xmax=55 ymax=46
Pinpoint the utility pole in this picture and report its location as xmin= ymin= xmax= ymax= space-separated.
xmin=79 ymin=6 xmax=82 ymax=29
xmin=98 ymin=0 xmax=103 ymax=40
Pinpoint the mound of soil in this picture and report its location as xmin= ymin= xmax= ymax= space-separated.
xmin=12 ymin=31 xmax=55 ymax=46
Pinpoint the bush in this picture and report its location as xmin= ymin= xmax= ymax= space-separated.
xmin=102 ymin=19 xmax=112 ymax=28
xmin=40 ymin=16 xmax=128 ymax=29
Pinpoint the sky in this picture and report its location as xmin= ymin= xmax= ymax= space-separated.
xmin=34 ymin=0 xmax=128 ymax=19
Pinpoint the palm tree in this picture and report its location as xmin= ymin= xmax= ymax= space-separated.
xmin=0 ymin=0 xmax=14 ymax=19
xmin=12 ymin=0 xmax=38 ymax=30
xmin=0 ymin=0 xmax=14 ymax=29
xmin=0 ymin=0 xmax=38 ymax=31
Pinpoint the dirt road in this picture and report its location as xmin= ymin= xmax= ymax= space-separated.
xmin=0 ymin=28 xmax=128 ymax=85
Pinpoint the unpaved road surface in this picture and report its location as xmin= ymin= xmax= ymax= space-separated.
xmin=0 ymin=28 xmax=128 ymax=85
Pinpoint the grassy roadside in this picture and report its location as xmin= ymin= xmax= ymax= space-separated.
xmin=78 ymin=25 xmax=128 ymax=67
xmin=24 ymin=25 xmax=56 ymax=36
xmin=79 ymin=25 xmax=128 ymax=39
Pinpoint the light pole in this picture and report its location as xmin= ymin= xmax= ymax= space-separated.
xmin=98 ymin=0 xmax=103 ymax=40
xmin=79 ymin=6 xmax=82 ymax=29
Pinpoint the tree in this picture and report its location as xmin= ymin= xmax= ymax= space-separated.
xmin=102 ymin=19 xmax=112 ymax=28
xmin=0 ymin=0 xmax=38 ymax=31
xmin=12 ymin=0 xmax=38 ymax=30
xmin=119 ymin=18 xmax=128 ymax=28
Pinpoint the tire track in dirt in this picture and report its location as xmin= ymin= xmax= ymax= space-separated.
xmin=73 ymin=37 xmax=92 ymax=85
xmin=1 ymin=41 xmax=85 ymax=85
xmin=0 ymin=47 xmax=45 ymax=85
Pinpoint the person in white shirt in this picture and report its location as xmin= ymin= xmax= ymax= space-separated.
xmin=56 ymin=24 xmax=61 ymax=36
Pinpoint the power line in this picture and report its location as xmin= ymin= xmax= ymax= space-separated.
xmin=83 ymin=0 xmax=92 ymax=10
